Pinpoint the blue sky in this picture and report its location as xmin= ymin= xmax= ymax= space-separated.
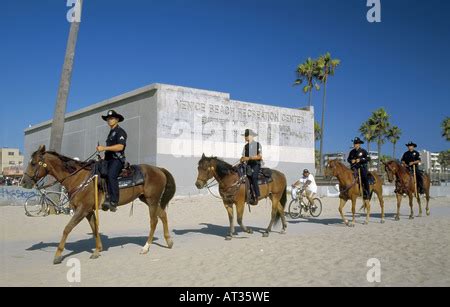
xmin=1 ymin=0 xmax=449 ymax=157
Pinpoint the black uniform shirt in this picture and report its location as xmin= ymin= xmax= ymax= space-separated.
xmin=105 ymin=126 xmax=127 ymax=161
xmin=401 ymin=150 xmax=421 ymax=166
xmin=242 ymin=141 xmax=262 ymax=166
xmin=347 ymin=148 xmax=370 ymax=168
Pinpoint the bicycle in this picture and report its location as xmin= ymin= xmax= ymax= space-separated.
xmin=24 ymin=186 xmax=72 ymax=217
xmin=288 ymin=187 xmax=323 ymax=219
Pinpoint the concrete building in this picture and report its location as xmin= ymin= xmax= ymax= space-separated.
xmin=420 ymin=150 xmax=442 ymax=173
xmin=368 ymin=151 xmax=379 ymax=172
xmin=0 ymin=148 xmax=24 ymax=173
xmin=24 ymin=83 xmax=315 ymax=194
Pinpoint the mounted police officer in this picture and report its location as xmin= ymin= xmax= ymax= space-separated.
xmin=96 ymin=110 xmax=127 ymax=212
xmin=347 ymin=137 xmax=371 ymax=200
xmin=240 ymin=129 xmax=262 ymax=205
xmin=401 ymin=141 xmax=424 ymax=194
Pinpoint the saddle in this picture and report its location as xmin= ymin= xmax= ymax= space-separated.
xmin=353 ymin=169 xmax=376 ymax=185
xmin=117 ymin=165 xmax=145 ymax=189
xmin=237 ymin=164 xmax=273 ymax=205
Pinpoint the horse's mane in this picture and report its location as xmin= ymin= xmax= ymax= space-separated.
xmin=386 ymin=160 xmax=408 ymax=176
xmin=199 ymin=156 xmax=235 ymax=179
xmin=40 ymin=151 xmax=93 ymax=173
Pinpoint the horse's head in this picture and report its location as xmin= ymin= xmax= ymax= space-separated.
xmin=21 ymin=145 xmax=51 ymax=189
xmin=195 ymin=154 xmax=218 ymax=189
xmin=324 ymin=159 xmax=339 ymax=177
xmin=383 ymin=160 xmax=397 ymax=183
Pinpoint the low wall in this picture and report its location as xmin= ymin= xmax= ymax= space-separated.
xmin=315 ymin=185 xmax=450 ymax=198
xmin=0 ymin=186 xmax=37 ymax=206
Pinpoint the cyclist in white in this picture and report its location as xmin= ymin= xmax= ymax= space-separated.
xmin=291 ymin=169 xmax=317 ymax=204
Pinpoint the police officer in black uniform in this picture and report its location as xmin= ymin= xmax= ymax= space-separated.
xmin=401 ymin=141 xmax=424 ymax=194
xmin=96 ymin=110 xmax=127 ymax=212
xmin=240 ymin=129 xmax=263 ymax=205
xmin=347 ymin=137 xmax=371 ymax=199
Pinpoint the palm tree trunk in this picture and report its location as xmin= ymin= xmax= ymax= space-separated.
xmin=377 ymin=139 xmax=382 ymax=173
xmin=393 ymin=143 xmax=396 ymax=160
xmin=49 ymin=1 xmax=83 ymax=152
xmin=319 ymin=81 xmax=327 ymax=174
xmin=308 ymin=89 xmax=312 ymax=107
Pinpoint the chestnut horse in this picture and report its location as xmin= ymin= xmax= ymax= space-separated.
xmin=195 ymin=154 xmax=287 ymax=239
xmin=21 ymin=145 xmax=176 ymax=264
xmin=383 ymin=160 xmax=430 ymax=220
xmin=325 ymin=160 xmax=385 ymax=226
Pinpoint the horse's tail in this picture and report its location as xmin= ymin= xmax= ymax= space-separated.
xmin=275 ymin=185 xmax=288 ymax=224
xmin=159 ymin=168 xmax=176 ymax=210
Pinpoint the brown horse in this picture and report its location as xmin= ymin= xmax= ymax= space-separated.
xmin=21 ymin=145 xmax=176 ymax=264
xmin=325 ymin=159 xmax=385 ymax=226
xmin=195 ymin=154 xmax=287 ymax=239
xmin=383 ymin=160 xmax=431 ymax=220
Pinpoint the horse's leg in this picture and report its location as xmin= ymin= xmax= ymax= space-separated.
xmin=376 ymin=188 xmax=385 ymax=224
xmin=53 ymin=207 xmax=88 ymax=264
xmin=395 ymin=193 xmax=402 ymax=221
xmin=416 ymin=192 xmax=423 ymax=218
xmin=236 ymin=201 xmax=252 ymax=234
xmin=338 ymin=198 xmax=349 ymax=226
xmin=158 ymin=208 xmax=173 ymax=249
xmin=141 ymin=203 xmax=158 ymax=254
xmin=408 ymin=194 xmax=414 ymax=220
xmin=276 ymin=197 xmax=288 ymax=234
xmin=426 ymin=186 xmax=431 ymax=216
xmin=263 ymin=202 xmax=278 ymax=237
xmin=363 ymin=199 xmax=371 ymax=225
xmin=224 ymin=204 xmax=235 ymax=240
xmin=86 ymin=212 xmax=102 ymax=259
xmin=350 ymin=197 xmax=356 ymax=227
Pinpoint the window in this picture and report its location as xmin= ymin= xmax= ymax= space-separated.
xmin=9 ymin=161 xmax=15 ymax=165
xmin=8 ymin=152 xmax=14 ymax=156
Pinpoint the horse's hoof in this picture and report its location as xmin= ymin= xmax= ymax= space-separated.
xmin=380 ymin=220 xmax=385 ymax=224
xmin=395 ymin=217 xmax=400 ymax=221
xmin=363 ymin=221 xmax=368 ymax=225
xmin=262 ymin=232 xmax=269 ymax=238
xmin=247 ymin=229 xmax=253 ymax=234
xmin=225 ymin=236 xmax=232 ymax=241
xmin=140 ymin=249 xmax=149 ymax=255
xmin=53 ymin=256 xmax=63 ymax=265
xmin=417 ymin=214 xmax=422 ymax=218
xmin=90 ymin=253 xmax=100 ymax=260
xmin=427 ymin=210 xmax=431 ymax=216
xmin=167 ymin=239 xmax=174 ymax=249
xmin=280 ymin=229 xmax=286 ymax=235
xmin=348 ymin=223 xmax=355 ymax=228
xmin=409 ymin=216 xmax=414 ymax=220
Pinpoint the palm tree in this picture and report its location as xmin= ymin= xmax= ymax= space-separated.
xmin=359 ymin=120 xmax=376 ymax=153
xmin=317 ymin=52 xmax=340 ymax=173
xmin=369 ymin=108 xmax=390 ymax=172
xmin=294 ymin=58 xmax=320 ymax=107
xmin=386 ymin=126 xmax=402 ymax=160
xmin=442 ymin=117 xmax=450 ymax=141
xmin=49 ymin=0 xmax=83 ymax=152
xmin=314 ymin=121 xmax=321 ymax=143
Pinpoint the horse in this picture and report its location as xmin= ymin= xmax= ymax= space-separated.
xmin=195 ymin=154 xmax=288 ymax=239
xmin=324 ymin=159 xmax=385 ymax=226
xmin=383 ymin=160 xmax=430 ymax=220
xmin=21 ymin=145 xmax=176 ymax=264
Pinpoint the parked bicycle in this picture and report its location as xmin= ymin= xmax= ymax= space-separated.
xmin=288 ymin=187 xmax=323 ymax=219
xmin=24 ymin=186 xmax=72 ymax=217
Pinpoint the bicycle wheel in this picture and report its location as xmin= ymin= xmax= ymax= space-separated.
xmin=309 ymin=198 xmax=323 ymax=217
xmin=24 ymin=194 xmax=47 ymax=217
xmin=288 ymin=199 xmax=303 ymax=219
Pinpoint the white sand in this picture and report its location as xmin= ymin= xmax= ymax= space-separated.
xmin=1 ymin=195 xmax=449 ymax=287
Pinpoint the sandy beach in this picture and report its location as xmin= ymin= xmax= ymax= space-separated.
xmin=1 ymin=195 xmax=449 ymax=287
